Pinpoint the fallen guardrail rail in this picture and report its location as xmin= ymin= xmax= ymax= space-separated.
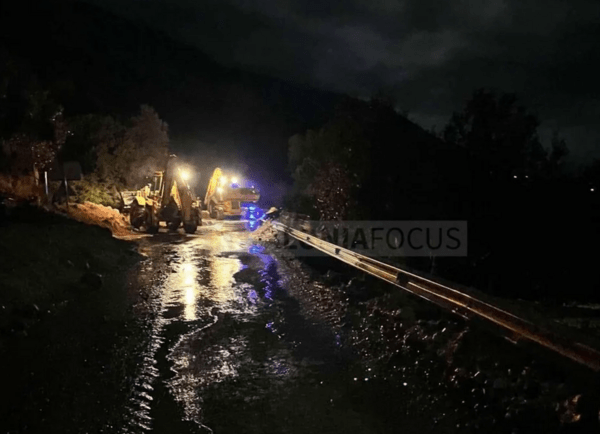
xmin=272 ymin=217 xmax=600 ymax=372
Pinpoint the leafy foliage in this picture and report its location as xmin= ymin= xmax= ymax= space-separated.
xmin=286 ymin=90 xmax=600 ymax=302
xmin=287 ymin=97 xmax=460 ymax=220
xmin=0 ymin=58 xmax=170 ymax=204
xmin=72 ymin=176 xmax=122 ymax=209
xmin=287 ymin=124 xmax=363 ymax=219
xmin=95 ymin=105 xmax=169 ymax=188
xmin=308 ymin=162 xmax=353 ymax=221
xmin=1 ymin=109 xmax=68 ymax=175
xmin=62 ymin=105 xmax=170 ymax=195
xmin=443 ymin=89 xmax=547 ymax=182
xmin=61 ymin=114 xmax=120 ymax=174
xmin=0 ymin=56 xmax=68 ymax=174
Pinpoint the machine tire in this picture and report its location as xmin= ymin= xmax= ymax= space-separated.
xmin=146 ymin=206 xmax=159 ymax=234
xmin=209 ymin=203 xmax=217 ymax=219
xmin=216 ymin=209 xmax=224 ymax=220
xmin=167 ymin=219 xmax=181 ymax=231
xmin=192 ymin=209 xmax=202 ymax=227
xmin=130 ymin=202 xmax=147 ymax=229
xmin=183 ymin=222 xmax=197 ymax=234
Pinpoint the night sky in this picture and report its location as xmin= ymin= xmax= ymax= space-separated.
xmin=86 ymin=0 xmax=600 ymax=163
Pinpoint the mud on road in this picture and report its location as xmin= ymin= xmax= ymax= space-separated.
xmin=2 ymin=216 xmax=597 ymax=433
xmin=122 ymin=221 xmax=599 ymax=434
xmin=124 ymin=221 xmax=400 ymax=433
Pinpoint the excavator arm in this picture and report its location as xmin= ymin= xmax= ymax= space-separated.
xmin=205 ymin=167 xmax=222 ymax=205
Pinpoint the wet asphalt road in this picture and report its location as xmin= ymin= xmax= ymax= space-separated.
xmin=122 ymin=221 xmax=407 ymax=434
xmin=2 ymin=218 xmax=596 ymax=433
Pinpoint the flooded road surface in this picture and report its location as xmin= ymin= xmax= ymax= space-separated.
xmin=122 ymin=222 xmax=417 ymax=434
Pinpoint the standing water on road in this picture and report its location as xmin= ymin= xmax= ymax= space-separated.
xmin=122 ymin=222 xmax=422 ymax=434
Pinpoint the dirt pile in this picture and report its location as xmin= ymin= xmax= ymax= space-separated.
xmin=58 ymin=201 xmax=133 ymax=237
xmin=250 ymin=220 xmax=279 ymax=242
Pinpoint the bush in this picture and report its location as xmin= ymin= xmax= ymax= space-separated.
xmin=0 ymin=173 xmax=43 ymax=200
xmin=73 ymin=178 xmax=122 ymax=209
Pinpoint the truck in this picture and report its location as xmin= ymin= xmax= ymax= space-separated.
xmin=128 ymin=155 xmax=202 ymax=233
xmin=204 ymin=167 xmax=260 ymax=219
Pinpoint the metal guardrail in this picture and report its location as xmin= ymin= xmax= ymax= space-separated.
xmin=272 ymin=217 xmax=600 ymax=372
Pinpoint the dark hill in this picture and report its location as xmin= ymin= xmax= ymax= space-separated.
xmin=0 ymin=0 xmax=456 ymax=202
xmin=1 ymin=0 xmax=340 ymax=180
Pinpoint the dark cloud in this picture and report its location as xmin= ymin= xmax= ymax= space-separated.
xmin=87 ymin=0 xmax=600 ymax=160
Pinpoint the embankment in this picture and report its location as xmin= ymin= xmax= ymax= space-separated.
xmin=0 ymin=204 xmax=144 ymax=432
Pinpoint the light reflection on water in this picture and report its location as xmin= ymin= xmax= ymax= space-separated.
xmin=180 ymin=262 xmax=199 ymax=321
xmin=166 ymin=238 xmax=307 ymax=429
xmin=167 ymin=233 xmax=256 ymax=427
xmin=164 ymin=237 xmax=246 ymax=321
xmin=126 ymin=231 xmax=311 ymax=433
xmin=169 ymin=336 xmax=246 ymax=426
xmin=207 ymin=256 xmax=239 ymax=305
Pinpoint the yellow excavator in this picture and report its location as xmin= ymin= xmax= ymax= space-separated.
xmin=204 ymin=167 xmax=260 ymax=219
xmin=129 ymin=155 xmax=202 ymax=233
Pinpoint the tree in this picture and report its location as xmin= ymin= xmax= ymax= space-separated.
xmin=59 ymin=106 xmax=170 ymax=206
xmin=443 ymin=89 xmax=547 ymax=182
xmin=87 ymin=115 xmax=126 ymax=182
xmin=308 ymin=162 xmax=353 ymax=220
xmin=286 ymin=95 xmax=466 ymax=221
xmin=95 ymin=105 xmax=169 ymax=188
xmin=1 ymin=86 xmax=68 ymax=175
xmin=287 ymin=110 xmax=366 ymax=220
xmin=61 ymin=114 xmax=119 ymax=174
xmin=0 ymin=55 xmax=69 ymax=175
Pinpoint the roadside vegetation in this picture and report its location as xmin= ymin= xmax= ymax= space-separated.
xmin=285 ymin=92 xmax=600 ymax=302
xmin=0 ymin=55 xmax=169 ymax=207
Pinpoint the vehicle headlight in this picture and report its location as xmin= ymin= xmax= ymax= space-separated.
xmin=180 ymin=169 xmax=191 ymax=181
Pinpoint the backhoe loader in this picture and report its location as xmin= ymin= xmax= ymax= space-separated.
xmin=129 ymin=155 xmax=202 ymax=233
xmin=204 ymin=167 xmax=260 ymax=219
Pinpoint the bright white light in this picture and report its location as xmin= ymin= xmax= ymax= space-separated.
xmin=217 ymin=187 xmax=223 ymax=193
xmin=232 ymin=177 xmax=238 ymax=184
xmin=220 ymin=177 xmax=227 ymax=185
xmin=513 ymin=175 xmax=517 ymax=179
xmin=180 ymin=169 xmax=190 ymax=181
xmin=591 ymin=188 xmax=595 ymax=192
